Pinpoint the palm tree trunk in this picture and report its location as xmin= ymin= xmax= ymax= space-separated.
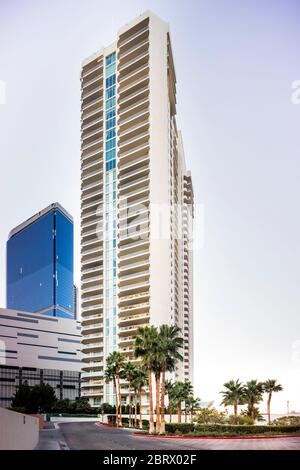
xmin=185 ymin=403 xmax=187 ymax=423
xmin=139 ymin=385 xmax=143 ymax=430
xmin=128 ymin=379 xmax=131 ymax=427
xmin=134 ymin=387 xmax=137 ymax=428
xmin=117 ymin=377 xmax=122 ymax=426
xmin=178 ymin=401 xmax=182 ymax=424
xmin=155 ymin=371 xmax=161 ymax=433
xmin=267 ymin=395 xmax=271 ymax=425
xmin=160 ymin=367 xmax=166 ymax=434
xmin=113 ymin=377 xmax=119 ymax=427
xmin=234 ymin=401 xmax=238 ymax=418
xmin=148 ymin=365 xmax=154 ymax=434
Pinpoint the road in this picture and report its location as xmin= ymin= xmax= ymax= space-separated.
xmin=45 ymin=422 xmax=300 ymax=450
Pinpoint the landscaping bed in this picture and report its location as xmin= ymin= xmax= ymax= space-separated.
xmin=134 ymin=423 xmax=300 ymax=437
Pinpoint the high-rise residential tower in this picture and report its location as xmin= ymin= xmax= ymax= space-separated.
xmin=80 ymin=11 xmax=194 ymax=407
xmin=7 ymin=203 xmax=75 ymax=319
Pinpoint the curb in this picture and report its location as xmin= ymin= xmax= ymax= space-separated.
xmin=133 ymin=433 xmax=300 ymax=441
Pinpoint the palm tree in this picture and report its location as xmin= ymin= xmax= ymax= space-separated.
xmin=121 ymin=362 xmax=137 ymax=427
xmin=186 ymin=396 xmax=201 ymax=421
xmin=135 ymin=326 xmax=158 ymax=434
xmin=263 ymin=379 xmax=283 ymax=424
xmin=134 ymin=365 xmax=148 ymax=430
xmin=104 ymin=363 xmax=119 ymax=427
xmin=173 ymin=381 xmax=187 ymax=424
xmin=158 ymin=325 xmax=183 ymax=433
xmin=152 ymin=360 xmax=162 ymax=433
xmin=182 ymin=381 xmax=193 ymax=422
xmin=106 ymin=351 xmax=125 ymax=426
xmin=220 ymin=379 xmax=245 ymax=417
xmin=243 ymin=380 xmax=264 ymax=420
xmin=131 ymin=372 xmax=139 ymax=428
xmin=165 ymin=380 xmax=175 ymax=423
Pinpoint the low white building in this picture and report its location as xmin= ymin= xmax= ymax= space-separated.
xmin=0 ymin=308 xmax=82 ymax=407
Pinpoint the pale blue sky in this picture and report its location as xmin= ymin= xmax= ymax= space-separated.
xmin=0 ymin=0 xmax=299 ymax=413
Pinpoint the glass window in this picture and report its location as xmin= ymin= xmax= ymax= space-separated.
xmin=106 ymin=138 xmax=116 ymax=151
xmin=106 ymin=52 xmax=116 ymax=66
xmin=106 ymin=149 xmax=116 ymax=162
xmin=106 ymin=63 xmax=116 ymax=77
xmin=106 ymin=86 xmax=116 ymax=100
xmin=106 ymin=128 xmax=116 ymax=140
xmin=106 ymin=75 xmax=116 ymax=89
xmin=106 ymin=108 xmax=116 ymax=120
xmin=106 ymin=96 xmax=116 ymax=110
xmin=106 ymin=117 xmax=116 ymax=130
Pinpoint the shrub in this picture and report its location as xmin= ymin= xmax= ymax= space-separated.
xmin=193 ymin=407 xmax=227 ymax=425
xmin=272 ymin=416 xmax=300 ymax=426
xmin=227 ymin=414 xmax=255 ymax=425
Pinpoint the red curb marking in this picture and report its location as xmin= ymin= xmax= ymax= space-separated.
xmin=133 ymin=433 xmax=300 ymax=441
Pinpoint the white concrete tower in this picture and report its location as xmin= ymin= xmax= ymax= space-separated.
xmin=80 ymin=11 xmax=194 ymax=407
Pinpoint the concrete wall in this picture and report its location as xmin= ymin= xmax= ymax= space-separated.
xmin=0 ymin=407 xmax=39 ymax=450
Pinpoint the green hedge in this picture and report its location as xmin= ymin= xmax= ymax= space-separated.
xmin=165 ymin=423 xmax=300 ymax=436
xmin=48 ymin=413 xmax=99 ymax=418
xmin=165 ymin=423 xmax=195 ymax=434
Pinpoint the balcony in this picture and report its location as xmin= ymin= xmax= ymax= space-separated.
xmin=118 ymin=142 xmax=149 ymax=165
xmin=119 ymin=236 xmax=149 ymax=253
xmin=81 ymin=137 xmax=103 ymax=153
xmin=81 ymin=389 xmax=103 ymax=397
xmin=81 ymin=105 xmax=103 ymax=124
xmin=81 ymin=318 xmax=103 ymax=328
xmin=82 ymin=61 xmax=103 ymax=79
xmin=81 ymin=85 xmax=103 ymax=102
xmin=81 ymin=147 xmax=103 ymax=163
xmin=81 ymin=188 xmax=102 ymax=206
xmin=82 ymin=115 xmax=103 ymax=133
xmin=118 ymin=24 xmax=149 ymax=51
xmin=81 ymin=332 xmax=103 ymax=342
xmin=119 ymin=39 xmax=149 ymax=66
xmin=82 ymin=351 xmax=104 ymax=359
xmin=81 ymin=254 xmax=103 ymax=266
xmin=118 ymin=312 xmax=150 ymax=326
xmin=118 ymin=119 xmax=149 ymax=143
xmin=81 ymin=303 xmax=103 ymax=313
xmin=82 ymin=99 xmax=103 ymax=118
xmin=118 ymin=248 xmax=149 ymax=265
xmin=119 ymin=323 xmax=148 ymax=336
xmin=81 ymin=371 xmax=103 ymax=379
xmin=119 ymin=175 xmax=149 ymax=196
xmin=118 ymin=154 xmax=149 ymax=174
xmin=118 ymin=63 xmax=149 ymax=90
xmin=81 ymin=342 xmax=103 ymax=353
xmin=119 ymin=336 xmax=135 ymax=345
xmin=118 ymin=290 xmax=149 ymax=305
xmin=118 ymin=279 xmax=150 ymax=295
xmin=82 ymin=361 xmax=103 ymax=371
xmin=119 ymin=51 xmax=149 ymax=80
xmin=119 ymin=108 xmax=149 ymax=133
xmin=81 ymin=265 xmax=103 ymax=277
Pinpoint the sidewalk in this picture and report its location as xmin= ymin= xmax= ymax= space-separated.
xmin=35 ymin=425 xmax=69 ymax=450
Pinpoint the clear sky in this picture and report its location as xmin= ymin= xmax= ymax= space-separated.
xmin=0 ymin=0 xmax=299 ymax=413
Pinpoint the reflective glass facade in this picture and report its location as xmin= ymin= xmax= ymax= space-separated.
xmin=7 ymin=205 xmax=74 ymax=319
xmin=104 ymin=53 xmax=117 ymax=402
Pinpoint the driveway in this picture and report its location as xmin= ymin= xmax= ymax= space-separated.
xmin=51 ymin=422 xmax=300 ymax=451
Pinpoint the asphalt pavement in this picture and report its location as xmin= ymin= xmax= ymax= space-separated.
xmin=41 ymin=422 xmax=300 ymax=451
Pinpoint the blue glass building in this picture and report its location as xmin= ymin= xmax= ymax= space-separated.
xmin=7 ymin=203 xmax=74 ymax=319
